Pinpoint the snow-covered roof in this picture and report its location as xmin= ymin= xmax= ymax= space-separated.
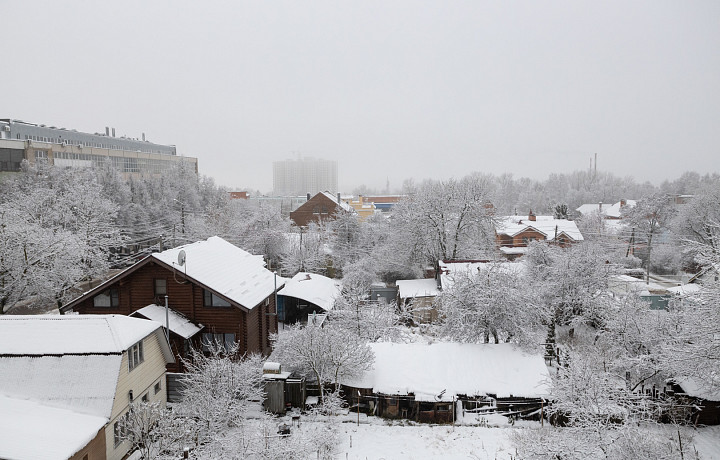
xmin=609 ymin=275 xmax=669 ymax=296
xmin=0 ymin=394 xmax=108 ymax=460
xmin=576 ymin=200 xmax=636 ymax=219
xmin=320 ymin=191 xmax=354 ymax=212
xmin=676 ymin=377 xmax=720 ymax=402
xmin=0 ymin=314 xmax=173 ymax=419
xmin=132 ymin=304 xmax=203 ymax=339
xmin=397 ymin=279 xmax=439 ymax=299
xmin=344 ymin=342 xmax=550 ymax=401
xmin=495 ymin=216 xmax=584 ymax=242
xmin=499 ymin=247 xmax=528 ymax=255
xmin=277 ymin=272 xmax=341 ymax=312
xmin=438 ymin=261 xmax=525 ymax=291
xmin=0 ymin=314 xmax=163 ymax=355
xmin=153 ymin=236 xmax=285 ymax=309
xmin=0 ymin=354 xmax=122 ymax=418
xmin=667 ymin=284 xmax=702 ymax=295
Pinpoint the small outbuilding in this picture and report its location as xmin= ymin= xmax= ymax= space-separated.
xmin=342 ymin=342 xmax=550 ymax=424
xmin=277 ymin=272 xmax=341 ymax=324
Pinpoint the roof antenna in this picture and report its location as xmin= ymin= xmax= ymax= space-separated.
xmin=172 ymin=249 xmax=189 ymax=284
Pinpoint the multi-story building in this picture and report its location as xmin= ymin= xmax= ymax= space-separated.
xmin=0 ymin=119 xmax=197 ymax=177
xmin=273 ymin=156 xmax=338 ymax=196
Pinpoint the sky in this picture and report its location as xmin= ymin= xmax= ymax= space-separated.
xmin=2 ymin=1 xmax=719 ymax=194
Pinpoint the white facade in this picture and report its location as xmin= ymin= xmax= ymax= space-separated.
xmin=273 ymin=157 xmax=338 ymax=195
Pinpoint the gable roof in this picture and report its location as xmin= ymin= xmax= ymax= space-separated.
xmin=0 ymin=314 xmax=165 ymax=355
xmin=320 ymin=191 xmax=354 ymax=212
xmin=495 ymin=216 xmax=584 ymax=242
xmin=152 ymin=236 xmax=284 ymax=309
xmin=438 ymin=260 xmax=526 ymax=291
xmin=396 ymin=279 xmax=440 ymax=299
xmin=0 ymin=314 xmax=173 ymax=419
xmin=132 ymin=304 xmax=204 ymax=339
xmin=343 ymin=342 xmax=550 ymax=401
xmin=62 ymin=236 xmax=285 ymax=313
xmin=277 ymin=272 xmax=341 ymax=312
xmin=576 ymin=200 xmax=637 ymax=218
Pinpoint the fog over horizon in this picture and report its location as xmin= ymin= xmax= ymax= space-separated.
xmin=2 ymin=1 xmax=718 ymax=194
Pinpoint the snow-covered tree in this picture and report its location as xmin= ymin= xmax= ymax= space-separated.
xmin=0 ymin=164 xmax=122 ymax=311
xmin=525 ymin=241 xmax=619 ymax=329
xmin=670 ymin=180 xmax=720 ymax=264
xmin=271 ymin=322 xmax=373 ymax=405
xmin=279 ymin=223 xmax=329 ymax=276
xmin=390 ymin=175 xmax=496 ymax=269
xmin=622 ymin=193 xmax=676 ymax=281
xmin=178 ymin=344 xmax=265 ymax=442
xmin=436 ymin=263 xmax=548 ymax=346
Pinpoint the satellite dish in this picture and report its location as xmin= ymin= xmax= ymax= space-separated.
xmin=178 ymin=250 xmax=186 ymax=266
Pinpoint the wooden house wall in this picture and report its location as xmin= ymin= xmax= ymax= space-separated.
xmin=67 ymin=260 xmax=277 ymax=358
xmin=511 ymin=229 xmax=547 ymax=247
xmin=693 ymin=399 xmax=720 ymax=425
xmin=289 ymin=193 xmax=341 ymax=227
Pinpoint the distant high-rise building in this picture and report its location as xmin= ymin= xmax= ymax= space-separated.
xmin=273 ymin=156 xmax=338 ymax=196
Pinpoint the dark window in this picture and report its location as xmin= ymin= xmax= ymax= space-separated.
xmin=154 ymin=278 xmax=167 ymax=297
xmin=154 ymin=381 xmax=162 ymax=394
xmin=93 ymin=288 xmax=119 ymax=307
xmin=203 ymin=290 xmax=231 ymax=307
xmin=129 ymin=340 xmax=144 ymax=371
xmin=0 ymin=148 xmax=24 ymax=172
xmin=141 ymin=393 xmax=148 ymax=403
xmin=201 ymin=332 xmax=236 ymax=353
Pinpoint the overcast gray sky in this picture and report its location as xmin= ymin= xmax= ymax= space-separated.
xmin=2 ymin=1 xmax=719 ymax=193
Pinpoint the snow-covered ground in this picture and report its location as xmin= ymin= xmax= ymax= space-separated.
xmin=685 ymin=426 xmax=720 ymax=460
xmin=335 ymin=422 xmax=516 ymax=460
xmin=274 ymin=410 xmax=720 ymax=460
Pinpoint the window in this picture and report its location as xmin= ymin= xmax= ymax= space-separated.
xmin=129 ymin=340 xmax=144 ymax=371
xmin=141 ymin=393 xmax=148 ymax=403
xmin=113 ymin=417 xmax=127 ymax=447
xmin=93 ymin=288 xmax=119 ymax=307
xmin=154 ymin=381 xmax=162 ymax=394
xmin=154 ymin=278 xmax=167 ymax=297
xmin=203 ymin=290 xmax=231 ymax=307
xmin=201 ymin=332 xmax=236 ymax=353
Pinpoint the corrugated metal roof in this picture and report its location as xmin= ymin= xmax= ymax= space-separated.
xmin=0 ymin=314 xmax=163 ymax=355
xmin=0 ymin=354 xmax=122 ymax=418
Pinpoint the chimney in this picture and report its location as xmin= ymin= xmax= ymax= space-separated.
xmin=620 ymin=199 xmax=626 ymax=207
xmin=337 ymin=192 xmax=341 ymax=204
xmin=528 ymin=210 xmax=536 ymax=222
xmin=306 ymin=193 xmax=311 ymax=201
xmin=142 ymin=132 xmax=146 ymax=142
xmin=111 ymin=127 xmax=115 ymax=137
xmin=105 ymin=126 xmax=109 ymax=136
xmin=599 ymin=202 xmax=603 ymax=211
